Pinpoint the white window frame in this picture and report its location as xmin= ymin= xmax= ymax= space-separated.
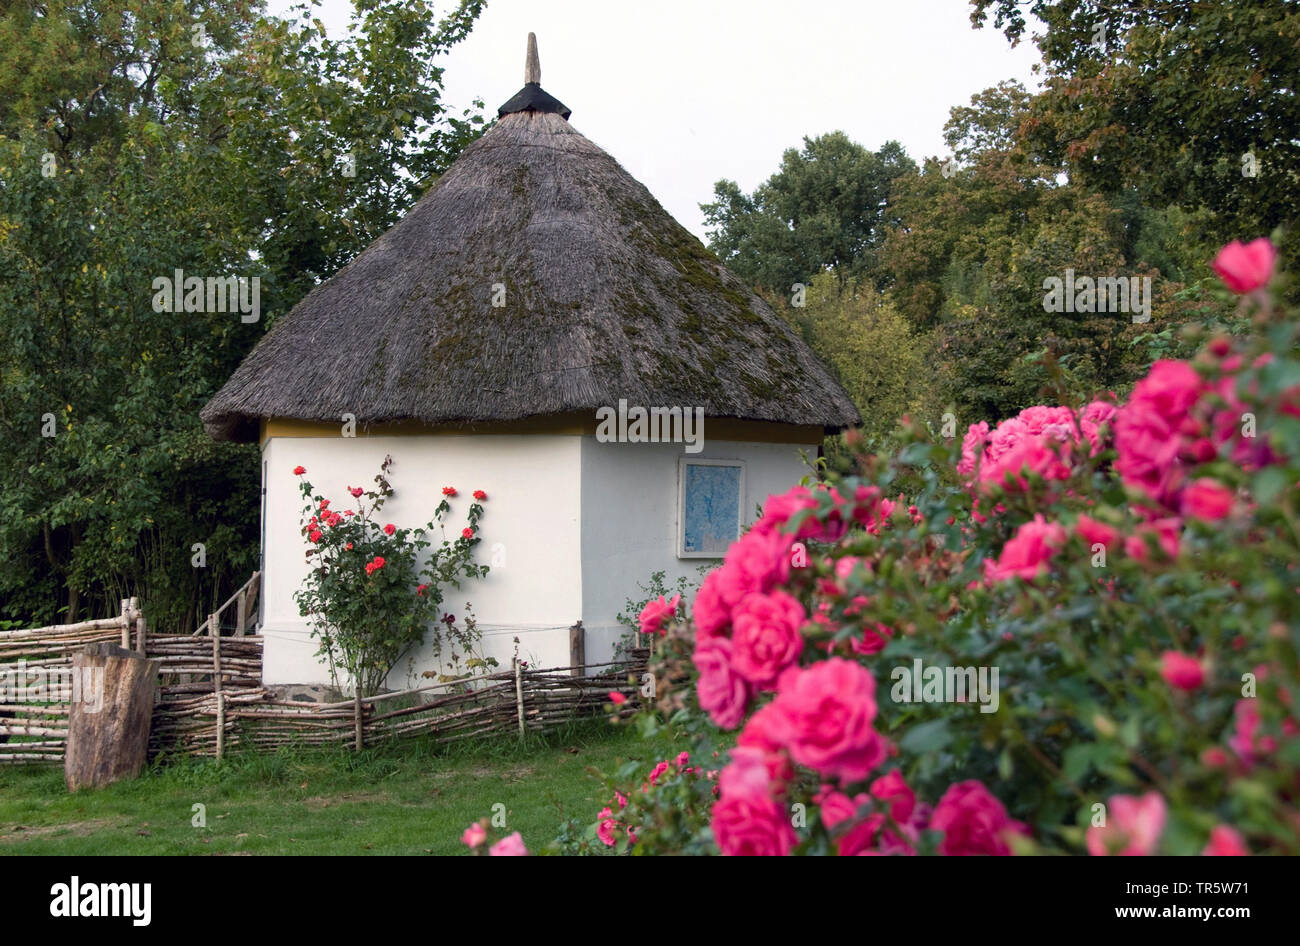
xmin=676 ymin=457 xmax=746 ymax=559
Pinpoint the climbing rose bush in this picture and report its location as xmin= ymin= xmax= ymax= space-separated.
xmin=604 ymin=237 xmax=1299 ymax=855
xmin=294 ymin=455 xmax=489 ymax=696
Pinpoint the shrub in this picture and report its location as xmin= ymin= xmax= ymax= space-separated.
xmin=293 ymin=456 xmax=489 ymax=696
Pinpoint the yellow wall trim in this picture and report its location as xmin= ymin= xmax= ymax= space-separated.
xmin=260 ymin=414 xmax=825 ymax=446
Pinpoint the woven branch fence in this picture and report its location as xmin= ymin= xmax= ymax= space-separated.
xmin=1 ymin=599 xmax=647 ymax=764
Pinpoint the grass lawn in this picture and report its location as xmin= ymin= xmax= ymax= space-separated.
xmin=0 ymin=720 xmax=682 ymax=855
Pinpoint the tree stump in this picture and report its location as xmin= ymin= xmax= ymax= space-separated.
xmin=64 ymin=643 xmax=159 ymax=791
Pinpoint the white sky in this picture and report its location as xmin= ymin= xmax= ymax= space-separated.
xmin=269 ymin=0 xmax=1045 ymax=239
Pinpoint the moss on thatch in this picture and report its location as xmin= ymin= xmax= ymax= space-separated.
xmin=201 ymin=109 xmax=860 ymax=442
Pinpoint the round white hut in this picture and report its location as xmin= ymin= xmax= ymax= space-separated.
xmin=201 ymin=35 xmax=859 ymax=687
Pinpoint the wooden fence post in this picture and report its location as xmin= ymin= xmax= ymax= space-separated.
xmin=135 ymin=610 xmax=147 ymax=653
xmin=119 ymin=599 xmax=131 ymax=649
xmin=210 ymin=613 xmax=222 ymax=762
xmin=215 ymin=691 xmax=225 ymax=763
xmin=513 ymin=657 xmax=525 ymax=737
xmin=569 ymin=620 xmax=584 ymax=677
xmin=353 ymin=688 xmax=364 ymax=752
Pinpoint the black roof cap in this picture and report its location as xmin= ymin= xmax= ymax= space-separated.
xmin=497 ymin=33 xmax=572 ymax=121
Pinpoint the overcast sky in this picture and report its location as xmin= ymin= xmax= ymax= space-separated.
xmin=268 ymin=0 xmax=1045 ymax=240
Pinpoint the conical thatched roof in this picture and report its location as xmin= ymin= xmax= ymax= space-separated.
xmin=201 ymin=36 xmax=860 ymax=443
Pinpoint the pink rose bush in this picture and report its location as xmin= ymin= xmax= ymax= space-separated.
xmin=572 ymin=239 xmax=1299 ymax=856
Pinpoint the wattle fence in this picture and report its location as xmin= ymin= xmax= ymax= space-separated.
xmin=1 ymin=596 xmax=646 ymax=765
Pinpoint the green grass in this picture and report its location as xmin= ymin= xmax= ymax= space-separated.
xmin=0 ymin=721 xmax=681 ymax=855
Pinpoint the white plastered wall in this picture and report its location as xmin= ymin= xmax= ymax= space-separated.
xmin=259 ymin=434 xmax=583 ymax=687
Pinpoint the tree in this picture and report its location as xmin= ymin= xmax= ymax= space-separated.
xmin=701 ymin=133 xmax=916 ymax=292
xmin=775 ymin=272 xmax=929 ymax=441
xmin=0 ymin=0 xmax=486 ymax=627
xmin=882 ymin=81 xmax=1224 ymax=421
xmin=969 ymin=0 xmax=1300 ymax=266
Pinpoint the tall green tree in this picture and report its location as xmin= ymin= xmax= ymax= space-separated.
xmin=0 ymin=0 xmax=486 ymax=627
xmin=970 ymin=0 xmax=1300 ymax=261
xmin=700 ymin=133 xmax=915 ymax=293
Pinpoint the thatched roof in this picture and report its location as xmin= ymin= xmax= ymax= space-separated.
xmin=201 ymin=36 xmax=860 ymax=443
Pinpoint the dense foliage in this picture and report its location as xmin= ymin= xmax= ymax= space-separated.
xmin=0 ymin=0 xmax=486 ymax=629
xmin=702 ymin=2 xmax=1291 ymax=426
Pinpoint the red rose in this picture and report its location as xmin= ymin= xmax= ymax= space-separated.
xmin=473 ymin=490 xmax=487 ymax=500
xmin=384 ymin=523 xmax=396 ymax=535
xmin=349 ymin=486 xmax=364 ymax=498
xmin=442 ymin=486 xmax=457 ymax=497
xmin=416 ymin=583 xmax=427 ymax=596
xmin=462 ymin=527 xmax=474 ymax=539
xmin=308 ymin=529 xmax=322 ymax=543
xmin=293 ymin=465 xmax=306 ymax=475
xmin=609 ymin=692 xmax=627 ymax=705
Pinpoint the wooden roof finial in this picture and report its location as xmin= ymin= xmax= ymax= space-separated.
xmin=525 ymin=32 xmax=541 ymax=85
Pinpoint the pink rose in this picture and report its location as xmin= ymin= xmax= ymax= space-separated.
xmin=488 ymin=832 xmax=528 ymax=856
xmin=1211 ymin=237 xmax=1277 ymax=293
xmin=931 ymin=780 xmax=1029 ymax=856
xmin=1229 ymin=699 xmax=1264 ymax=766
xmin=956 ymin=422 xmax=989 ymax=479
xmin=730 ymin=591 xmax=806 ymax=688
xmin=1202 ymin=825 xmax=1249 ymax=856
xmin=737 ymin=701 xmax=790 ymax=755
xmin=771 ymin=658 xmax=884 ymax=782
xmin=851 ymin=485 xmax=893 ymax=534
xmin=461 ymin=822 xmax=487 ymax=848
xmin=852 ymin=622 xmax=894 ymax=656
xmin=1180 ymin=478 xmax=1234 ymax=521
xmin=638 ymin=594 xmax=679 ymax=636
xmin=1087 ymin=792 xmax=1166 ymax=856
xmin=718 ymin=746 xmax=774 ymax=801
xmin=711 ymin=794 xmax=797 ymax=856
xmin=1076 ymin=514 xmax=1121 ymax=551
xmin=870 ymin=770 xmax=916 ymax=824
xmin=1160 ymin=651 xmax=1205 ymax=691
xmin=1079 ymin=401 xmax=1118 ymax=456
xmin=692 ymin=637 xmax=750 ymax=729
xmin=818 ymin=789 xmax=884 ymax=856
xmin=1125 ymin=517 xmax=1182 ymax=562
xmin=596 ymin=808 xmax=618 ymax=847
xmin=691 ymin=570 xmax=731 ymax=639
xmin=755 ymin=485 xmax=821 ymax=539
xmin=983 ymin=515 xmax=1066 ymax=583
xmin=723 ymin=529 xmax=794 ymax=596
